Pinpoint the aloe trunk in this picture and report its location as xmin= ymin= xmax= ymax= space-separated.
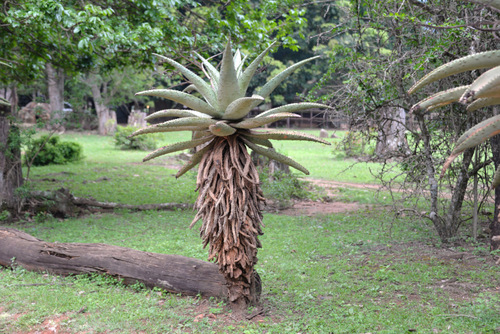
xmin=191 ymin=135 xmax=264 ymax=308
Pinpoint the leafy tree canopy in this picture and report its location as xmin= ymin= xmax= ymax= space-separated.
xmin=0 ymin=0 xmax=307 ymax=85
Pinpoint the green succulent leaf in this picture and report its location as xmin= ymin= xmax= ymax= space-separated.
xmin=478 ymin=0 xmax=500 ymax=10
xmin=442 ymin=114 xmax=500 ymax=175
xmin=233 ymin=49 xmax=243 ymax=75
xmin=460 ymin=65 xmax=500 ymax=103
xmin=136 ymin=89 xmax=221 ymax=117
xmin=410 ymin=86 xmax=468 ymax=113
xmin=154 ymin=53 xmax=217 ymax=108
xmin=194 ymin=51 xmax=220 ymax=89
xmin=240 ymin=134 xmax=273 ymax=148
xmin=0 ymin=97 xmax=10 ymax=106
xmin=209 ymin=121 xmax=237 ymax=136
xmin=253 ymin=56 xmax=321 ymax=108
xmin=243 ymin=129 xmax=331 ymax=145
xmin=143 ymin=135 xmax=214 ymax=162
xmin=223 ymin=95 xmax=265 ymax=120
xmin=155 ymin=117 xmax=217 ymax=129
xmin=145 ymin=109 xmax=211 ymax=121
xmin=232 ymin=113 xmax=301 ymax=129
xmin=217 ymin=40 xmax=242 ymax=113
xmin=467 ymin=97 xmax=500 ymax=112
xmin=239 ymin=41 xmax=277 ymax=95
xmin=129 ymin=125 xmax=208 ymax=137
xmin=242 ymin=137 xmax=310 ymax=174
xmin=257 ymin=102 xmax=332 ymax=118
xmin=176 ymin=141 xmax=215 ymax=178
xmin=408 ymin=50 xmax=500 ymax=94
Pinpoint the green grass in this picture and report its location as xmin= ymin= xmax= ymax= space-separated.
xmin=1 ymin=130 xmax=498 ymax=333
xmin=2 ymin=210 xmax=499 ymax=333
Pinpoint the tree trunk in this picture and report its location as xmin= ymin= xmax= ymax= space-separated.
xmin=0 ymin=88 xmax=23 ymax=210
xmin=46 ymin=63 xmax=65 ymax=125
xmin=90 ymin=81 xmax=116 ymax=135
xmin=193 ymin=135 xmax=264 ymax=313
xmin=0 ymin=227 xmax=235 ymax=299
xmin=490 ymin=133 xmax=500 ymax=251
xmin=375 ymin=107 xmax=409 ymax=157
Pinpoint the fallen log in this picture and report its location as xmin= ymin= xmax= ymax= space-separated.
xmin=27 ymin=188 xmax=192 ymax=218
xmin=0 ymin=227 xmax=228 ymax=298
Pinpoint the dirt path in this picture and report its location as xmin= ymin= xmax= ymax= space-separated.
xmin=270 ymin=178 xmax=379 ymax=216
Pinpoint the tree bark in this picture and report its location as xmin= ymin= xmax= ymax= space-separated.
xmin=0 ymin=227 xmax=233 ymax=298
xmin=490 ymin=133 xmax=500 ymax=251
xmin=45 ymin=63 xmax=65 ymax=121
xmin=375 ymin=107 xmax=409 ymax=157
xmin=0 ymin=88 xmax=23 ymax=210
xmin=90 ymin=81 xmax=116 ymax=135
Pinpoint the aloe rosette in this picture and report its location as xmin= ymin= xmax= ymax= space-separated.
xmin=131 ymin=40 xmax=330 ymax=309
xmin=132 ymin=40 xmax=330 ymax=175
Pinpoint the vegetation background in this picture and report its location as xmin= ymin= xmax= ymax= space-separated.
xmin=0 ymin=0 xmax=499 ymax=332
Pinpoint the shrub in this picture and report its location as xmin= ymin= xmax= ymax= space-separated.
xmin=334 ymin=131 xmax=375 ymax=159
xmin=259 ymin=168 xmax=313 ymax=209
xmin=114 ymin=126 xmax=157 ymax=150
xmin=63 ymin=111 xmax=98 ymax=131
xmin=24 ymin=135 xmax=83 ymax=166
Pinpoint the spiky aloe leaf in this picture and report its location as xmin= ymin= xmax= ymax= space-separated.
xmin=143 ymin=135 xmax=214 ymax=162
xmin=239 ymin=42 xmax=277 ymax=95
xmin=460 ymin=65 xmax=500 ymax=103
xmin=240 ymin=134 xmax=273 ymax=148
xmin=478 ymin=0 xmax=500 ymax=10
xmin=242 ymin=137 xmax=310 ymax=174
xmin=154 ymin=53 xmax=217 ymax=108
xmin=410 ymin=86 xmax=468 ymax=113
xmin=136 ymin=89 xmax=220 ymax=117
xmin=257 ymin=102 xmax=331 ymax=118
xmin=252 ymin=56 xmax=321 ymax=109
xmin=155 ymin=117 xmax=217 ymax=129
xmin=223 ymin=95 xmax=264 ymax=120
xmin=145 ymin=109 xmax=211 ymax=121
xmin=217 ymin=41 xmax=242 ymax=113
xmin=408 ymin=50 xmax=500 ymax=94
xmin=442 ymin=114 xmax=500 ymax=175
xmin=176 ymin=141 xmax=216 ymax=178
xmin=233 ymin=49 xmax=242 ymax=74
xmin=467 ymin=97 xmax=500 ymax=112
xmin=0 ymin=97 xmax=10 ymax=106
xmin=194 ymin=51 xmax=220 ymax=89
xmin=209 ymin=121 xmax=237 ymax=136
xmin=236 ymin=54 xmax=248 ymax=78
xmin=243 ymin=129 xmax=331 ymax=145
xmin=130 ymin=124 xmax=208 ymax=137
xmin=232 ymin=113 xmax=301 ymax=129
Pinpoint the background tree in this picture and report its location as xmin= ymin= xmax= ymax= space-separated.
xmin=311 ymin=0 xmax=500 ymax=243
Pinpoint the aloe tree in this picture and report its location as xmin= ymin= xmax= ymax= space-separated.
xmin=408 ymin=0 xmax=500 ymax=249
xmin=131 ymin=40 xmax=330 ymax=310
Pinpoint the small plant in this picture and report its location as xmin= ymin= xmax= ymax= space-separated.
xmin=335 ymin=131 xmax=375 ymax=159
xmin=260 ymin=168 xmax=312 ymax=209
xmin=0 ymin=210 xmax=11 ymax=221
xmin=114 ymin=125 xmax=157 ymax=150
xmin=24 ymin=135 xmax=83 ymax=166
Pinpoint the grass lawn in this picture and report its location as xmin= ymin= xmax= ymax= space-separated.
xmin=1 ymin=130 xmax=499 ymax=333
